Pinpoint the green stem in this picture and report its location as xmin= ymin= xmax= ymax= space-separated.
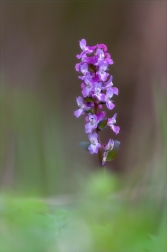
xmin=94 ymin=103 xmax=103 ymax=166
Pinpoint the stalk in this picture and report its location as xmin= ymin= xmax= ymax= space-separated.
xmin=94 ymin=102 xmax=103 ymax=166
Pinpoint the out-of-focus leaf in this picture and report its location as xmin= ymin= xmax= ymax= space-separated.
xmin=79 ymin=141 xmax=90 ymax=151
xmin=84 ymin=97 xmax=94 ymax=102
xmin=106 ymin=140 xmax=120 ymax=161
xmin=85 ymin=108 xmax=94 ymax=114
xmin=84 ymin=171 xmax=118 ymax=198
xmin=97 ymin=118 xmax=108 ymax=130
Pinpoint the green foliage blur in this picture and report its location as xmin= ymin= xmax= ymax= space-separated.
xmin=0 ymin=87 xmax=66 ymax=196
xmin=0 ymin=169 xmax=166 ymax=252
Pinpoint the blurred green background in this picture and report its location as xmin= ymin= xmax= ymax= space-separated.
xmin=0 ymin=1 xmax=166 ymax=197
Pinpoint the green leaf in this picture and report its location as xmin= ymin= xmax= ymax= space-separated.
xmin=84 ymin=97 xmax=94 ymax=102
xmin=79 ymin=141 xmax=90 ymax=151
xmin=85 ymin=108 xmax=94 ymax=114
xmin=106 ymin=141 xmax=120 ymax=161
xmin=97 ymin=118 xmax=108 ymax=130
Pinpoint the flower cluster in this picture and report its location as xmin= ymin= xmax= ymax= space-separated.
xmin=74 ymin=39 xmax=120 ymax=166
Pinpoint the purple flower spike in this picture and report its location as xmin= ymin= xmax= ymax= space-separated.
xmin=74 ymin=38 xmax=120 ymax=165
xmin=88 ymin=132 xmax=101 ymax=154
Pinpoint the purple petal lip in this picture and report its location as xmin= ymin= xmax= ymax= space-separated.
xmin=113 ymin=87 xmax=118 ymax=95
xmin=81 ymin=83 xmax=85 ymax=89
xmin=108 ymin=113 xmax=117 ymax=124
xmin=98 ymin=72 xmax=109 ymax=82
xmin=82 ymin=88 xmax=87 ymax=98
xmin=88 ymin=132 xmax=98 ymax=142
xmin=85 ymin=123 xmax=97 ymax=134
xmin=111 ymin=125 xmax=120 ymax=134
xmin=106 ymin=88 xmax=114 ymax=97
xmin=74 ymin=109 xmax=84 ymax=118
xmin=80 ymin=63 xmax=88 ymax=75
xmin=76 ymin=96 xmax=83 ymax=106
xmin=85 ymin=123 xmax=91 ymax=133
xmin=112 ymin=113 xmax=117 ymax=120
xmin=97 ymin=111 xmax=106 ymax=121
xmin=88 ymin=142 xmax=101 ymax=154
xmin=104 ymin=75 xmax=113 ymax=88
xmin=78 ymin=76 xmax=84 ymax=80
xmin=107 ymin=113 xmax=120 ymax=134
xmin=84 ymin=56 xmax=97 ymax=65
xmin=79 ymin=39 xmax=87 ymax=50
xmin=106 ymin=101 xmax=115 ymax=110
xmin=98 ymin=44 xmax=107 ymax=51
xmin=75 ymin=63 xmax=80 ymax=71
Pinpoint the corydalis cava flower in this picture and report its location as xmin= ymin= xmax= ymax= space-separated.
xmin=74 ymin=38 xmax=120 ymax=166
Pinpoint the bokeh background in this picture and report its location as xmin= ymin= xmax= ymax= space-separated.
xmin=1 ymin=1 xmax=166 ymax=196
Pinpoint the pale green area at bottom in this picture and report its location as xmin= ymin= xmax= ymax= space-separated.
xmin=0 ymin=171 xmax=166 ymax=252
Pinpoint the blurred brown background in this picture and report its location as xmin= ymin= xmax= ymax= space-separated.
xmin=0 ymin=1 xmax=166 ymax=196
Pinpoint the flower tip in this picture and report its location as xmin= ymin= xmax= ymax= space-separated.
xmin=79 ymin=38 xmax=86 ymax=50
xmin=114 ymin=126 xmax=120 ymax=135
xmin=74 ymin=110 xmax=79 ymax=118
xmin=80 ymin=38 xmax=86 ymax=43
xmin=75 ymin=63 xmax=80 ymax=71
